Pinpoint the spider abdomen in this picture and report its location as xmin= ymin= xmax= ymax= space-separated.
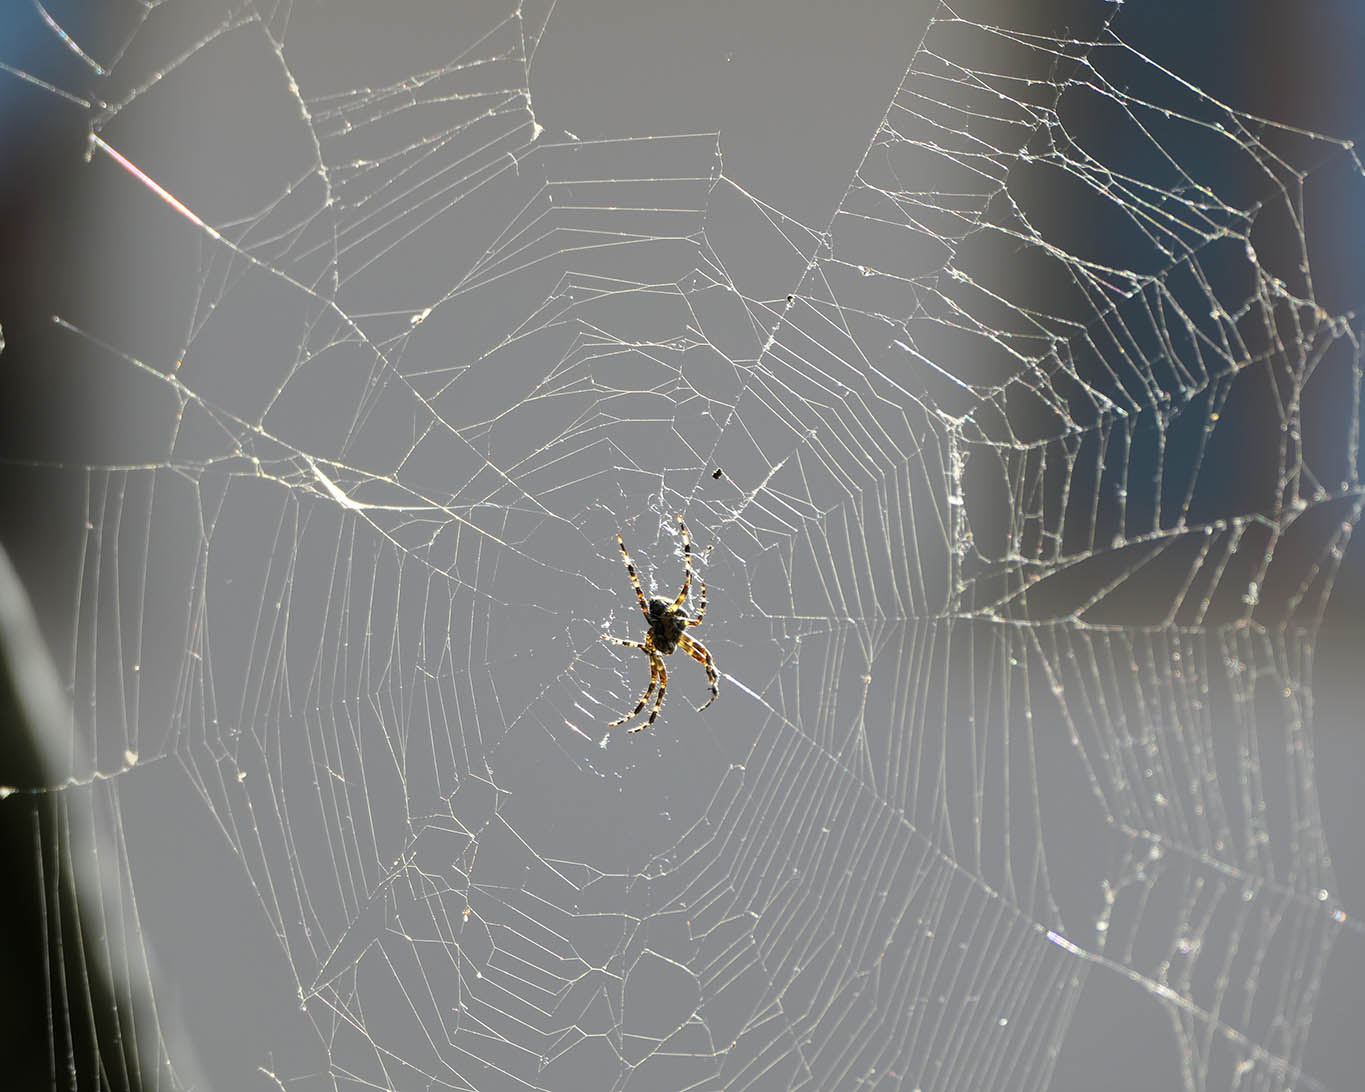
xmin=603 ymin=515 xmax=717 ymax=731
xmin=647 ymin=597 xmax=688 ymax=653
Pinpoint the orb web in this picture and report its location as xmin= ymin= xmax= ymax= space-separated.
xmin=2 ymin=2 xmax=1363 ymax=1091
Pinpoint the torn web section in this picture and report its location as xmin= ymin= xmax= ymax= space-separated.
xmin=840 ymin=11 xmax=1363 ymax=627
xmin=1029 ymin=622 xmax=1355 ymax=1091
xmin=736 ymin=5 xmax=1365 ymax=1090
xmin=725 ymin=615 xmax=1354 ymax=1090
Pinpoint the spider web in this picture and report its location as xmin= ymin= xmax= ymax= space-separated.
xmin=2 ymin=1 xmax=1365 ymax=1090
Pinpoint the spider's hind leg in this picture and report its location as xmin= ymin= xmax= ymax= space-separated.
xmin=679 ymin=633 xmax=719 ymax=712
xmin=606 ymin=639 xmax=658 ymax=727
xmin=629 ymin=656 xmax=668 ymax=733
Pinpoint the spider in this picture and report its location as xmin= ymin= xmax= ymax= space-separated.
xmin=601 ymin=514 xmax=718 ymax=732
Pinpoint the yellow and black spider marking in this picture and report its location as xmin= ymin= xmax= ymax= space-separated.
xmin=601 ymin=513 xmax=718 ymax=732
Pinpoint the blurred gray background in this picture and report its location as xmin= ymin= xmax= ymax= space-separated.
xmin=2 ymin=2 xmax=1364 ymax=1091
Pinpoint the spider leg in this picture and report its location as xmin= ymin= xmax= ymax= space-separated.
xmin=608 ymin=647 xmax=658 ymax=727
xmin=603 ymin=634 xmax=649 ymax=648
xmin=671 ymin=514 xmax=692 ymax=609
xmin=685 ymin=575 xmax=706 ymax=625
xmin=678 ymin=633 xmax=718 ymax=712
xmin=685 ymin=543 xmax=713 ymax=625
xmin=616 ymin=535 xmax=650 ymax=620
xmin=630 ymin=654 xmax=668 ymax=733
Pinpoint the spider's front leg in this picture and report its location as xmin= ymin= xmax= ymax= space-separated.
xmin=671 ymin=514 xmax=693 ymax=610
xmin=616 ymin=535 xmax=650 ymax=620
xmin=685 ymin=575 xmax=706 ymax=626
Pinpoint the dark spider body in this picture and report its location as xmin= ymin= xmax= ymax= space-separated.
xmin=601 ymin=515 xmax=719 ymax=732
xmin=646 ymin=597 xmax=687 ymax=653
